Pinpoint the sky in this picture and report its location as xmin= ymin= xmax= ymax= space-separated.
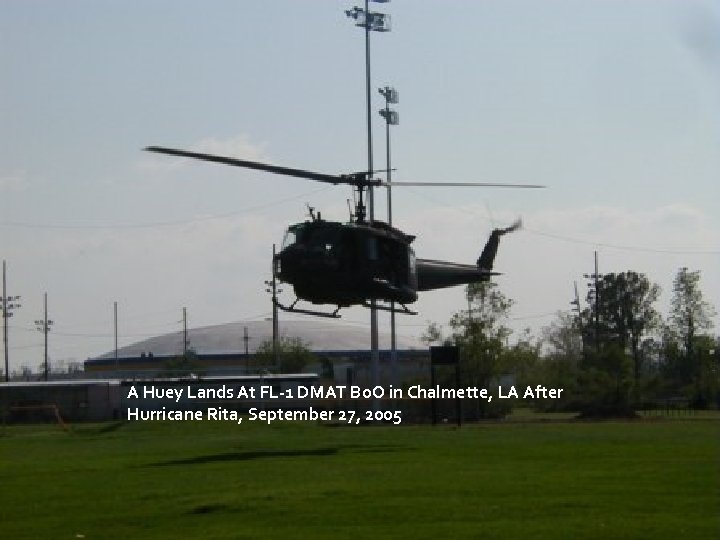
xmin=1 ymin=0 xmax=718 ymax=375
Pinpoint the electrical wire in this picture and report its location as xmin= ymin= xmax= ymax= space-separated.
xmin=402 ymin=187 xmax=719 ymax=256
xmin=523 ymin=227 xmax=720 ymax=255
xmin=0 ymin=186 xmax=331 ymax=230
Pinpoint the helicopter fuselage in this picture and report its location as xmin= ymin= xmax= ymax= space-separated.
xmin=275 ymin=218 xmax=498 ymax=308
xmin=276 ymin=219 xmax=418 ymax=306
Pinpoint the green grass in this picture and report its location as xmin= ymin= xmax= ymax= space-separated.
xmin=1 ymin=416 xmax=718 ymax=539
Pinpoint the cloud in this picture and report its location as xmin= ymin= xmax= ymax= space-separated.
xmin=680 ymin=2 xmax=720 ymax=71
xmin=0 ymin=171 xmax=29 ymax=192
xmin=192 ymin=135 xmax=268 ymax=161
xmin=526 ymin=204 xmax=717 ymax=253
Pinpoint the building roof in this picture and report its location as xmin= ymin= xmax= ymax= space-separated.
xmin=93 ymin=319 xmax=425 ymax=359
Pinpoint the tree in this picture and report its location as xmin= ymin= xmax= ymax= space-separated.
xmin=255 ymin=336 xmax=316 ymax=373
xmin=161 ymin=349 xmax=204 ymax=378
xmin=590 ymin=271 xmax=661 ymax=387
xmin=578 ymin=343 xmax=634 ymax=417
xmin=501 ymin=329 xmax=541 ymax=396
xmin=535 ymin=311 xmax=584 ymax=410
xmin=542 ymin=311 xmax=583 ymax=365
xmin=669 ymin=267 xmax=716 ymax=353
xmin=420 ymin=321 xmax=445 ymax=346
xmin=449 ymin=281 xmax=513 ymax=385
xmin=577 ymin=272 xmax=661 ymax=416
xmin=449 ymin=281 xmax=514 ymax=418
xmin=667 ymin=268 xmax=717 ymax=406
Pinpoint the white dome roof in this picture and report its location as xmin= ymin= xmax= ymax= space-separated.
xmin=95 ymin=319 xmax=425 ymax=358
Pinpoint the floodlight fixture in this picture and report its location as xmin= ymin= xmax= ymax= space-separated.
xmin=368 ymin=12 xmax=391 ymax=32
xmin=345 ymin=7 xmax=391 ymax=32
xmin=345 ymin=7 xmax=363 ymax=19
xmin=379 ymin=108 xmax=399 ymax=125
xmin=378 ymin=86 xmax=398 ymax=104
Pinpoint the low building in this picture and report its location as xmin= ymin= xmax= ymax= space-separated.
xmin=0 ymin=374 xmax=320 ymax=423
xmin=0 ymin=379 xmax=120 ymax=423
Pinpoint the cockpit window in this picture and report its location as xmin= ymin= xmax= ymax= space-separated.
xmin=282 ymin=229 xmax=297 ymax=249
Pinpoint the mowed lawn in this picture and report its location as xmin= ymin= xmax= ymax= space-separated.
xmin=0 ymin=416 xmax=718 ymax=539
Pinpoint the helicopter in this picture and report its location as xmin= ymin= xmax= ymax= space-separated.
xmin=145 ymin=146 xmax=542 ymax=317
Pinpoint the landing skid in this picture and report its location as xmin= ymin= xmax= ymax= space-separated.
xmin=274 ymin=298 xmax=342 ymax=319
xmin=362 ymin=301 xmax=418 ymax=316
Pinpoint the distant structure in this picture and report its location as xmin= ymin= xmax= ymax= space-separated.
xmin=84 ymin=319 xmax=429 ymax=385
xmin=0 ymin=374 xmax=320 ymax=423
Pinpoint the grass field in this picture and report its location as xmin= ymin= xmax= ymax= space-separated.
xmin=1 ymin=414 xmax=718 ymax=539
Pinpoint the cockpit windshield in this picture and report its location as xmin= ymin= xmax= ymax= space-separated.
xmin=282 ymin=228 xmax=298 ymax=249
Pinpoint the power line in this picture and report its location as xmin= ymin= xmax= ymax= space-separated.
xmin=8 ymin=344 xmax=43 ymax=351
xmin=510 ymin=311 xmax=558 ymax=321
xmin=523 ymin=228 xmax=720 ymax=255
xmin=9 ymin=326 xmax=175 ymax=339
xmin=0 ymin=186 xmax=331 ymax=230
xmin=401 ymin=188 xmax=719 ymax=256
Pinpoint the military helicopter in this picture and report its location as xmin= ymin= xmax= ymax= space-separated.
xmin=145 ymin=146 xmax=541 ymax=317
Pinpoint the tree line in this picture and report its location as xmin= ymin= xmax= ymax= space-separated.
xmin=424 ymin=267 xmax=718 ymax=418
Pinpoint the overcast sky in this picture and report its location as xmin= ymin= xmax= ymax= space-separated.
xmin=1 ymin=0 xmax=718 ymax=374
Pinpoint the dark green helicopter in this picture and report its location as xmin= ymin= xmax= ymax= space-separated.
xmin=145 ymin=146 xmax=540 ymax=317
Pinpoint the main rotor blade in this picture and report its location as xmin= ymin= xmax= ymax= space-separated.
xmin=145 ymin=146 xmax=357 ymax=186
xmin=381 ymin=181 xmax=546 ymax=189
xmin=145 ymin=147 xmax=543 ymax=189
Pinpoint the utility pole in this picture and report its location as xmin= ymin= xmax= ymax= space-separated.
xmin=182 ymin=307 xmax=189 ymax=355
xmin=34 ymin=292 xmax=53 ymax=381
xmin=114 ymin=301 xmax=119 ymax=376
xmin=594 ymin=251 xmax=600 ymax=354
xmin=583 ymin=251 xmax=601 ymax=355
xmin=264 ymin=244 xmax=280 ymax=371
xmin=243 ymin=325 xmax=250 ymax=373
xmin=1 ymin=260 xmax=22 ymax=381
xmin=570 ymin=280 xmax=586 ymax=358
xmin=570 ymin=281 xmax=583 ymax=325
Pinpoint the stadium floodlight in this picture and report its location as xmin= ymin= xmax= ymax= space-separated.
xmin=345 ymin=6 xmax=391 ymax=32
xmin=379 ymin=109 xmax=399 ymax=125
xmin=379 ymin=86 xmax=398 ymax=104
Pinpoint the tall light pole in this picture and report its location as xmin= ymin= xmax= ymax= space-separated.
xmin=34 ymin=292 xmax=53 ymax=381
xmin=345 ymin=0 xmax=391 ymax=392
xmin=379 ymin=85 xmax=399 ymax=384
xmin=1 ymin=261 xmax=21 ymax=381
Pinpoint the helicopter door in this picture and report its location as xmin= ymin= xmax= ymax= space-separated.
xmin=387 ymin=238 xmax=410 ymax=288
xmin=367 ymin=236 xmax=407 ymax=288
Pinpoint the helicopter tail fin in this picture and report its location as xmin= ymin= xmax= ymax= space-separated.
xmin=477 ymin=218 xmax=522 ymax=271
